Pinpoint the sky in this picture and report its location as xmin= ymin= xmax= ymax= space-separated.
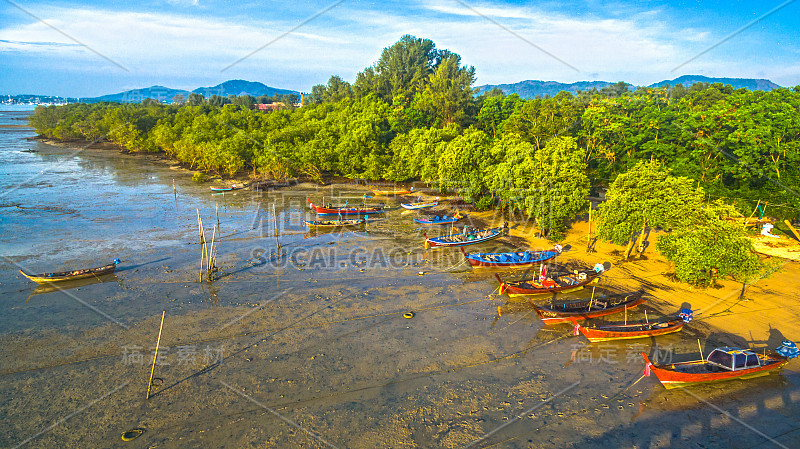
xmin=1 ymin=0 xmax=799 ymax=97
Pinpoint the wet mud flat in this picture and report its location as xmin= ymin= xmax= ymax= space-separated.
xmin=1 ymin=123 xmax=800 ymax=447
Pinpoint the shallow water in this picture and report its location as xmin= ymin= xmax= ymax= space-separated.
xmin=1 ymin=109 xmax=799 ymax=448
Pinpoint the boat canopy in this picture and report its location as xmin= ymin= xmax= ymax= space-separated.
xmin=707 ymin=347 xmax=761 ymax=371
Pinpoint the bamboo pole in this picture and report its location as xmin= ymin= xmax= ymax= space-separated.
xmin=744 ymin=200 xmax=761 ymax=227
xmin=146 ymin=311 xmax=166 ymax=400
xmin=624 ymin=304 xmax=627 ymax=325
xmin=273 ymin=203 xmax=281 ymax=251
xmin=197 ymin=210 xmax=205 ymax=281
xmin=784 ymin=219 xmax=800 ymax=242
xmin=587 ymin=286 xmax=596 ymax=311
xmin=208 ymin=224 xmax=217 ymax=279
xmin=644 ymin=310 xmax=649 ymax=324
xmin=697 ymin=339 xmax=704 ymax=361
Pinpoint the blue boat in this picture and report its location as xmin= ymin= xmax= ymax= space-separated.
xmin=413 ymin=213 xmax=463 ymax=225
xmin=462 ymin=247 xmax=560 ymax=267
xmin=424 ymin=224 xmax=507 ymax=249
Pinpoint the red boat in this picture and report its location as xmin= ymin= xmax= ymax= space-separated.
xmin=529 ymin=290 xmax=646 ymax=325
xmin=574 ymin=318 xmax=685 ymax=342
xmin=495 ymin=265 xmax=601 ymax=296
xmin=641 ymin=347 xmax=790 ymax=389
xmin=307 ymin=198 xmax=384 ymax=216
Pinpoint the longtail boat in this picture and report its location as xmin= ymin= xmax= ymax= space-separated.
xmin=414 ymin=213 xmax=463 ymax=225
xmin=308 ymin=198 xmax=384 ymax=216
xmin=529 ymin=290 xmax=646 ymax=324
xmin=641 ymin=342 xmax=797 ymax=389
xmin=462 ymin=246 xmax=560 ymax=268
xmin=372 ymin=188 xmax=413 ymax=196
xmin=401 ymin=199 xmax=439 ymax=210
xmin=210 ymin=184 xmax=245 ymax=192
xmin=495 ymin=264 xmax=601 ymax=296
xmin=574 ymin=317 xmax=685 ymax=342
xmin=19 ymin=259 xmax=121 ymax=283
xmin=303 ymin=217 xmax=367 ymax=228
xmin=424 ymin=224 xmax=507 ymax=249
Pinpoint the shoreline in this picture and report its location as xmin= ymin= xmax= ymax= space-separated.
xmin=25 ymin=135 xmax=800 ymax=356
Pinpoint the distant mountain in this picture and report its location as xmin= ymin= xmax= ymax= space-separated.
xmin=647 ymin=75 xmax=781 ymax=91
xmin=86 ymin=86 xmax=191 ymax=103
xmin=475 ymin=80 xmax=632 ymax=99
xmin=82 ymin=80 xmax=300 ymax=104
xmin=192 ymin=80 xmax=298 ymax=98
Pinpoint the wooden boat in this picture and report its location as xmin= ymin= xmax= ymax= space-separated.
xmin=424 ymin=224 xmax=507 ymax=249
xmin=641 ymin=346 xmax=792 ymax=389
xmin=413 ymin=213 xmax=463 ymax=225
xmin=372 ymin=188 xmax=413 ymax=196
xmin=27 ymin=274 xmax=118 ymax=300
xmin=462 ymin=246 xmax=559 ymax=268
xmin=401 ymin=199 xmax=439 ymax=210
xmin=529 ymin=290 xmax=646 ymax=324
xmin=307 ymin=198 xmax=384 ymax=216
xmin=19 ymin=259 xmax=121 ymax=283
xmin=574 ymin=317 xmax=685 ymax=342
xmin=495 ymin=265 xmax=602 ymax=296
xmin=210 ymin=184 xmax=245 ymax=192
xmin=303 ymin=218 xmax=366 ymax=228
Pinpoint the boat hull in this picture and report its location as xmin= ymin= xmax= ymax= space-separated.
xmin=465 ymin=250 xmax=557 ymax=268
xmin=498 ymin=271 xmax=601 ymax=296
xmin=401 ymin=201 xmax=438 ymax=210
xmin=414 ymin=217 xmax=461 ymax=225
xmin=303 ymin=219 xmax=365 ymax=228
xmin=578 ymin=320 xmax=684 ymax=342
xmin=20 ymin=262 xmax=119 ymax=283
xmin=372 ymin=189 xmax=411 ymax=196
xmin=425 ymin=228 xmax=503 ymax=249
xmin=530 ymin=292 xmax=646 ymax=324
xmin=641 ymin=353 xmax=789 ymax=389
xmin=308 ymin=199 xmax=383 ymax=216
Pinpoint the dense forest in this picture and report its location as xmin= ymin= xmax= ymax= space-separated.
xmin=29 ymin=35 xmax=800 ymax=283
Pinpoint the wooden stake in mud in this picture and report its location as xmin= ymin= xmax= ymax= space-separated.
xmin=272 ymin=203 xmax=281 ymax=251
xmin=146 ymin=310 xmax=166 ymax=400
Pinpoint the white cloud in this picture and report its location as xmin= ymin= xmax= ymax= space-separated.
xmin=0 ymin=1 xmax=795 ymax=93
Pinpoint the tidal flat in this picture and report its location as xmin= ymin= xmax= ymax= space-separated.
xmin=1 ymin=109 xmax=799 ymax=448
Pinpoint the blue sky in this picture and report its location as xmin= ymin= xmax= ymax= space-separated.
xmin=1 ymin=0 xmax=799 ymax=96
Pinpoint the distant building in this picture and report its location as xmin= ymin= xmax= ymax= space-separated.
xmin=255 ymin=102 xmax=285 ymax=112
